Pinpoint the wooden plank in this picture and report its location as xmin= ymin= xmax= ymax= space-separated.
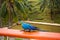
xmin=24 ymin=21 xmax=60 ymax=26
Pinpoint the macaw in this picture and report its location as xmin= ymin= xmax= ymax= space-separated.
xmin=20 ymin=21 xmax=44 ymax=32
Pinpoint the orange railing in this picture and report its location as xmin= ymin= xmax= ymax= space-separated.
xmin=0 ymin=28 xmax=60 ymax=40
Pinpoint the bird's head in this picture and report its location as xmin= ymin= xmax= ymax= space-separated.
xmin=20 ymin=21 xmax=24 ymax=24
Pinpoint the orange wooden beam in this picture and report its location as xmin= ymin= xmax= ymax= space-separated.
xmin=0 ymin=28 xmax=60 ymax=40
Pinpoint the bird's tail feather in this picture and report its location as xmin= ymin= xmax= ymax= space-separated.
xmin=34 ymin=27 xmax=47 ymax=32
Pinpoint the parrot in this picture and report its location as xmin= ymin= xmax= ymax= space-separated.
xmin=20 ymin=21 xmax=45 ymax=32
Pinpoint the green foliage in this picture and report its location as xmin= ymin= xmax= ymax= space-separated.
xmin=14 ymin=0 xmax=24 ymax=13
xmin=39 ymin=0 xmax=47 ymax=12
xmin=0 ymin=0 xmax=60 ymax=27
xmin=0 ymin=2 xmax=7 ymax=18
xmin=15 ymin=38 xmax=22 ymax=40
xmin=0 ymin=0 xmax=33 ymax=27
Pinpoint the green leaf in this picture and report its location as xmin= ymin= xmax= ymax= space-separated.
xmin=39 ymin=0 xmax=47 ymax=12
xmin=23 ymin=0 xmax=32 ymax=11
xmin=0 ymin=2 xmax=7 ymax=18
xmin=14 ymin=0 xmax=24 ymax=13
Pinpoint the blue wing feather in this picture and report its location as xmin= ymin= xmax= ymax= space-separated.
xmin=21 ymin=21 xmax=47 ymax=32
xmin=22 ymin=22 xmax=39 ymax=30
xmin=22 ymin=23 xmax=30 ymax=30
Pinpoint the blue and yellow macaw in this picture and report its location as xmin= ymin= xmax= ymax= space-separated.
xmin=20 ymin=21 xmax=43 ymax=32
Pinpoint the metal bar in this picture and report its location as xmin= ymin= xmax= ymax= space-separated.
xmin=22 ymin=38 xmax=30 ymax=40
xmin=7 ymin=37 xmax=9 ymax=40
xmin=9 ymin=37 xmax=15 ymax=40
xmin=0 ymin=36 xmax=4 ymax=40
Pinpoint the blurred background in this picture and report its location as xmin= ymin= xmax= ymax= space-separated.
xmin=0 ymin=0 xmax=60 ymax=40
